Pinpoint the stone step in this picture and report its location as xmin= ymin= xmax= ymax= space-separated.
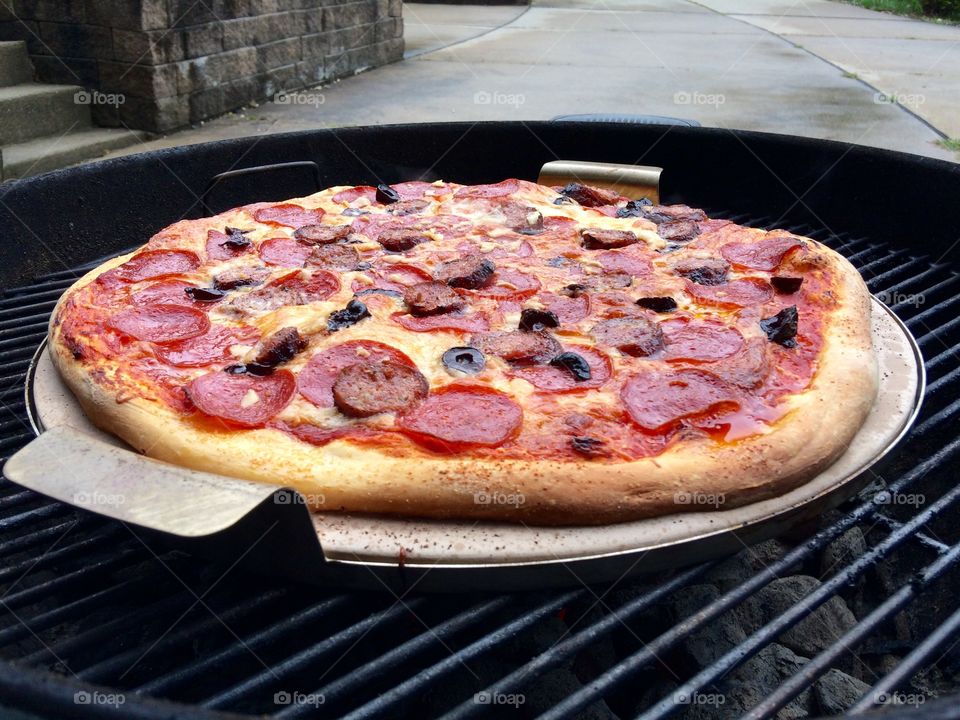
xmin=0 ymin=83 xmax=91 ymax=146
xmin=1 ymin=127 xmax=148 ymax=181
xmin=0 ymin=41 xmax=33 ymax=87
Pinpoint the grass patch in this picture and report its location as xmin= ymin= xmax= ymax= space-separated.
xmin=841 ymin=0 xmax=960 ymax=21
xmin=936 ymin=137 xmax=960 ymax=152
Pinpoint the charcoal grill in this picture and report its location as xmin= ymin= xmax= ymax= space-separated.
xmin=1 ymin=122 xmax=959 ymax=718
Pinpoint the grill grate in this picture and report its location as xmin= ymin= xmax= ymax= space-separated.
xmin=0 ymin=215 xmax=959 ymax=719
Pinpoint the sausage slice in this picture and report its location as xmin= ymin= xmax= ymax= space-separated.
xmin=580 ymin=228 xmax=638 ymax=249
xmin=332 ymin=361 xmax=429 ymax=417
xmin=403 ymin=281 xmax=465 ymax=316
xmin=294 ymin=224 xmax=351 ymax=245
xmin=470 ymin=330 xmax=561 ymax=364
xmin=591 ymin=317 xmax=663 ymax=357
xmin=435 ymin=256 xmax=495 ymax=289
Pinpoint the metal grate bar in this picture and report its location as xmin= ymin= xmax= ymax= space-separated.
xmin=203 ymin=597 xmax=427 ymax=710
xmin=342 ymin=591 xmax=583 ymax=720
xmin=0 ymin=578 xmax=143 ymax=647
xmin=743 ymin=536 xmax=960 ymax=719
xmin=134 ymin=595 xmax=352 ymax=696
xmin=0 ymin=503 xmax=74 ymax=533
xmin=290 ymin=596 xmax=515 ymax=719
xmin=0 ymin=315 xmax=53 ymax=332
xmin=848 ymin=601 xmax=960 ymax=714
xmin=534 ymin=438 xmax=960 ymax=720
xmin=0 ymin=288 xmax=70 ymax=309
xmin=627 ymin=447 xmax=960 ymax=720
xmin=17 ymin=565 xmax=190 ymax=666
xmin=0 ymin=518 xmax=100 ymax=561
xmin=79 ymin=587 xmax=291 ymax=683
xmin=439 ymin=564 xmax=711 ymax=720
xmin=871 ymin=513 xmax=951 ymax=554
xmin=0 ymin=526 xmax=126 ymax=586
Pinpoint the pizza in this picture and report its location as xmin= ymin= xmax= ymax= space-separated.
xmin=48 ymin=178 xmax=878 ymax=525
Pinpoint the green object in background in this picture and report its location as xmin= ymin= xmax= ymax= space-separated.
xmin=843 ymin=0 xmax=960 ymax=21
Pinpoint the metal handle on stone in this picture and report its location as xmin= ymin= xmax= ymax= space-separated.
xmin=538 ymin=160 xmax=662 ymax=203
xmin=4 ymin=425 xmax=318 ymax=541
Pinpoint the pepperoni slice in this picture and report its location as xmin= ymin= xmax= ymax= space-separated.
xmin=107 ymin=305 xmax=210 ymax=343
xmin=720 ymin=236 xmax=803 ymax=271
xmin=661 ymin=317 xmax=745 ymax=362
xmin=685 ymin=278 xmax=773 ymax=308
xmin=392 ymin=312 xmax=490 ymax=333
xmin=298 ymin=340 xmax=417 ymax=407
xmin=333 ymin=186 xmax=377 ymax=204
xmin=510 ymin=346 xmax=611 ymax=392
xmin=470 ymin=269 xmax=540 ymax=300
xmin=273 ymin=269 xmax=340 ymax=301
xmin=392 ymin=181 xmax=446 ymax=199
xmin=349 ymin=214 xmax=406 ymax=241
xmin=273 ymin=420 xmax=380 ymax=447
xmin=258 ymin=237 xmax=311 ymax=267
xmin=454 ymin=179 xmax=520 ymax=198
xmin=111 ymin=250 xmax=200 ymax=283
xmin=621 ymin=368 xmax=738 ymax=432
xmin=131 ymin=280 xmax=213 ymax=308
xmin=598 ymin=249 xmax=652 ymax=277
xmin=541 ymin=292 xmax=590 ymax=323
xmin=254 ymin=204 xmax=325 ymax=227
xmin=353 ymin=263 xmax=433 ymax=293
xmin=188 ymin=369 xmax=295 ymax=427
xmin=398 ymin=386 xmax=522 ymax=451
xmin=154 ymin=324 xmax=260 ymax=367
xmin=206 ymin=230 xmax=252 ymax=262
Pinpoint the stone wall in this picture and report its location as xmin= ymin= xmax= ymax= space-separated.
xmin=0 ymin=1 xmax=404 ymax=133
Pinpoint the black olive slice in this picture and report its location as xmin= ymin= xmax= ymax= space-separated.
xmin=519 ymin=308 xmax=560 ymax=332
xmin=185 ymin=287 xmax=226 ymax=302
xmin=550 ymin=352 xmax=592 ymax=381
xmin=342 ymin=207 xmax=369 ymax=217
xmin=224 ymin=362 xmax=273 ymax=376
xmin=571 ymin=436 xmax=606 ymax=457
xmin=442 ymin=346 xmax=486 ymax=375
xmin=553 ymin=196 xmax=575 ymax=205
xmin=354 ymin=288 xmax=403 ymax=299
xmin=328 ymin=299 xmax=370 ymax=332
xmin=760 ymin=306 xmax=798 ymax=348
xmin=771 ymin=276 xmax=803 ymax=294
xmin=376 ymin=184 xmax=401 ymax=204
xmin=562 ymin=283 xmax=588 ymax=298
xmin=220 ymin=227 xmax=252 ymax=249
xmin=615 ymin=198 xmax=653 ymax=218
xmin=635 ymin=296 xmax=677 ymax=312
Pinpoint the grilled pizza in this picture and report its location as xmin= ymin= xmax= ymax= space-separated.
xmin=49 ymin=178 xmax=877 ymax=525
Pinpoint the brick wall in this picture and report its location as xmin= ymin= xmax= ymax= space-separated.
xmin=0 ymin=1 xmax=404 ymax=133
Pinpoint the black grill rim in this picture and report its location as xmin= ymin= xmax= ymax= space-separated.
xmin=2 ymin=122 xmax=960 ymax=719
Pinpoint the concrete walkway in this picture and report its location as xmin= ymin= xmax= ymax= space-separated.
xmin=100 ymin=0 xmax=960 ymax=164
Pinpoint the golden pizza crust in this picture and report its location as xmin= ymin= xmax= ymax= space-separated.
xmin=49 ymin=232 xmax=877 ymax=525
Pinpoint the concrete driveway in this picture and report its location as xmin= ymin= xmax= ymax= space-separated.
xmin=102 ymin=0 xmax=960 ymax=163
